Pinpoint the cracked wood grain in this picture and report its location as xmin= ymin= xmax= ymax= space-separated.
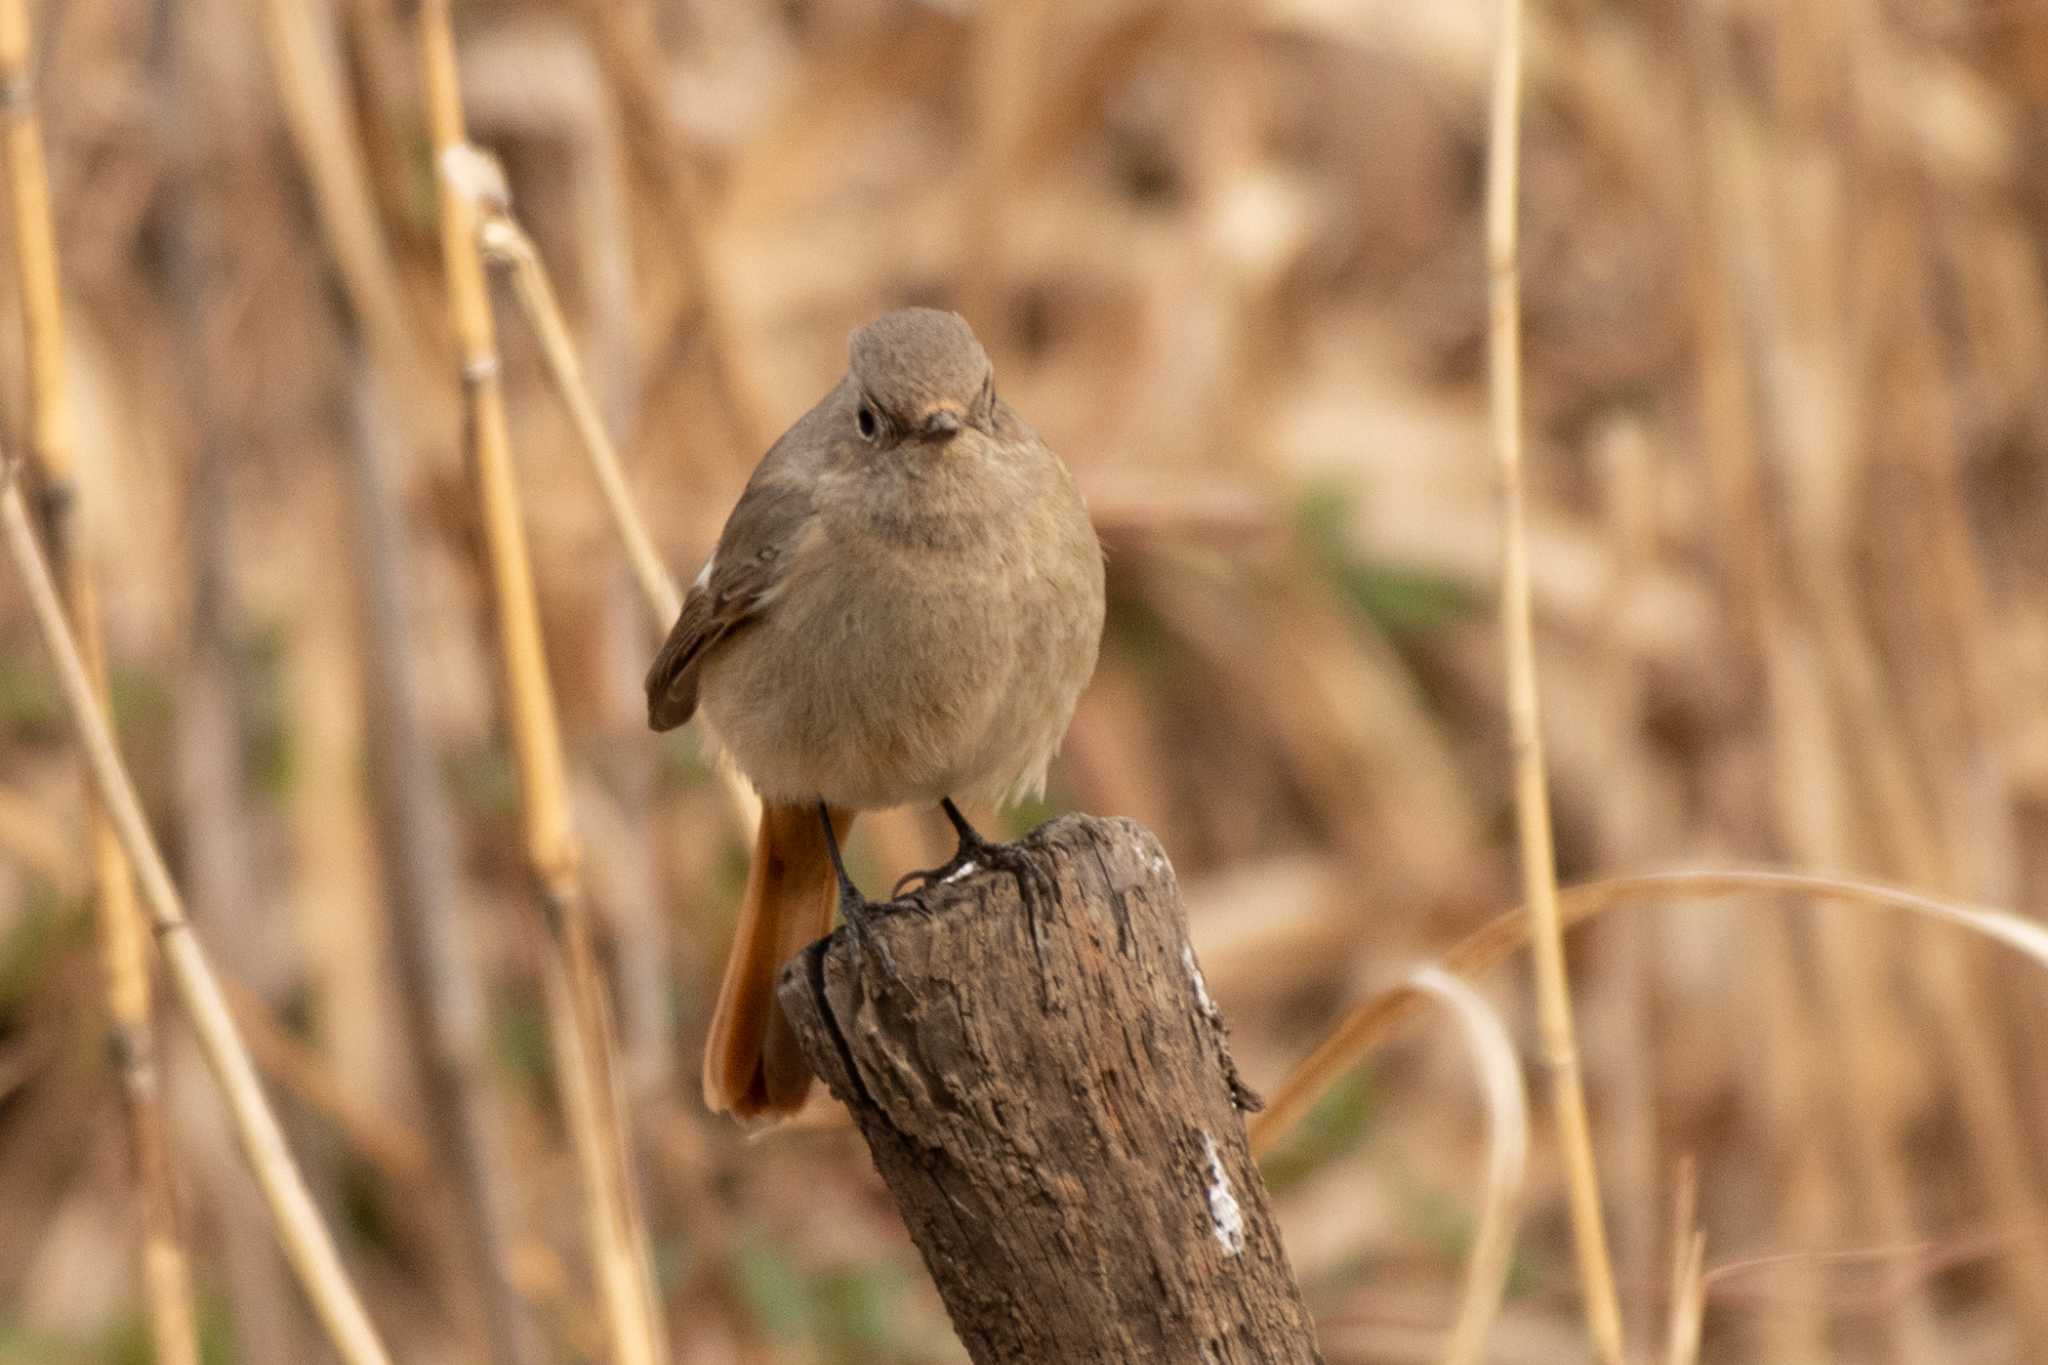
xmin=778 ymin=814 xmax=1322 ymax=1364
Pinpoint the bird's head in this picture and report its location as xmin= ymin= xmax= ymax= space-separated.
xmin=846 ymin=307 xmax=996 ymax=449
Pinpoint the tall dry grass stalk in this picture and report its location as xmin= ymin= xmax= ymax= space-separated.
xmin=342 ymin=348 xmax=546 ymax=1365
xmin=570 ymin=0 xmax=767 ymax=462
xmin=251 ymin=11 xmax=540 ymax=1357
xmin=0 ymin=4 xmax=199 ymax=1361
xmin=417 ymin=6 xmax=667 ymax=1364
xmin=251 ymin=0 xmax=421 ymax=401
xmin=1590 ymin=417 xmax=1660 ymax=1338
xmin=0 ymin=463 xmax=394 ymax=1365
xmin=1869 ymin=182 xmax=2048 ymax=1350
xmin=1408 ymin=966 xmax=1527 ymax=1365
xmin=1664 ymin=1158 xmax=1707 ymax=1365
xmin=1483 ymin=0 xmax=1625 ymax=1358
xmin=1675 ymin=9 xmax=1837 ymax=1353
xmin=474 ymin=207 xmax=679 ymax=626
xmin=1679 ymin=9 xmax=1973 ymax=1356
xmin=471 ymin=195 xmax=761 ymax=834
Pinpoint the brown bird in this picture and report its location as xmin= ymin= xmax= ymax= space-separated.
xmin=646 ymin=308 xmax=1105 ymax=1119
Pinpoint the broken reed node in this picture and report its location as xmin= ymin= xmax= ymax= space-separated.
xmin=778 ymin=813 xmax=1324 ymax=1365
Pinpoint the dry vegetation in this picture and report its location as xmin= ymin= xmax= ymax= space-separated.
xmin=1 ymin=0 xmax=2046 ymax=1361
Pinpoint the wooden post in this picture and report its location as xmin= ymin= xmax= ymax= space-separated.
xmin=778 ymin=815 xmax=1323 ymax=1364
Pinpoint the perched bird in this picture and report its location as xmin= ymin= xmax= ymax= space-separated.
xmin=647 ymin=308 xmax=1106 ymax=1119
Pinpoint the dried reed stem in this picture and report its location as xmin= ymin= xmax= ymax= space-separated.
xmin=1663 ymin=1158 xmax=1707 ymax=1365
xmin=0 ymin=466 xmax=392 ymax=1365
xmin=471 ymin=201 xmax=760 ymax=832
xmin=1884 ymin=205 xmax=2048 ymax=1346
xmin=1483 ymin=1 xmax=1624 ymax=1359
xmin=418 ymin=7 xmax=667 ymax=1364
xmin=1408 ymin=966 xmax=1527 ymax=1365
xmin=343 ymin=351 xmax=544 ymax=1365
xmin=251 ymin=10 xmax=540 ymax=1356
xmin=570 ymin=0 xmax=767 ymax=459
xmin=1591 ymin=417 xmax=1660 ymax=1342
xmin=251 ymin=0 xmax=422 ymax=398
xmin=476 ymin=212 xmax=679 ymax=624
xmin=1676 ymin=10 xmax=1836 ymax=1353
xmin=0 ymin=5 xmax=198 ymax=1360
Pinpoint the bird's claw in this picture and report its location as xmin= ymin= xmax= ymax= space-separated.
xmin=890 ymin=846 xmax=983 ymax=900
xmin=972 ymin=839 xmax=1059 ymax=991
xmin=837 ymin=882 xmax=904 ymax=988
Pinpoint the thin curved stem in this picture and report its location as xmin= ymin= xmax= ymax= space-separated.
xmin=1 ymin=0 xmax=197 ymax=1355
xmin=1 ymin=467 xmax=392 ymax=1365
xmin=1408 ymin=966 xmax=1528 ymax=1365
xmin=1253 ymin=866 xmax=2048 ymax=1158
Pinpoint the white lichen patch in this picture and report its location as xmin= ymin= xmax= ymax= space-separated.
xmin=1200 ymin=1133 xmax=1245 ymax=1255
xmin=1184 ymin=943 xmax=1218 ymax=1020
xmin=943 ymin=860 xmax=978 ymax=884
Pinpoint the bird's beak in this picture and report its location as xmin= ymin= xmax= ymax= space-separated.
xmin=920 ymin=408 xmax=963 ymax=441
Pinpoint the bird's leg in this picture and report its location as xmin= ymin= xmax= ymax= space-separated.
xmin=817 ymin=800 xmax=899 ymax=982
xmin=894 ymin=799 xmax=1058 ymax=988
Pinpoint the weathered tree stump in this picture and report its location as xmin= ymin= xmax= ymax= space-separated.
xmin=777 ymin=814 xmax=1322 ymax=1364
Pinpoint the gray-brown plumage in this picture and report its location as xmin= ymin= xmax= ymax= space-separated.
xmin=647 ymin=308 xmax=1105 ymax=1118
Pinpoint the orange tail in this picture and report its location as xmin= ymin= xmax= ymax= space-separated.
xmin=703 ymin=802 xmax=854 ymax=1118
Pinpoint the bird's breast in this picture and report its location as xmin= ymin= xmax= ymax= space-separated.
xmin=697 ymin=447 xmax=1100 ymax=811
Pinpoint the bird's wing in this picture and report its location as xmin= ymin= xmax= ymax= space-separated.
xmin=644 ymin=476 xmax=816 ymax=732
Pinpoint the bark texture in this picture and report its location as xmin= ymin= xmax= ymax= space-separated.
xmin=778 ymin=814 xmax=1322 ymax=1364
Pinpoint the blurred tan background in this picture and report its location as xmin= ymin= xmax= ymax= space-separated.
xmin=2 ymin=0 xmax=2047 ymax=1361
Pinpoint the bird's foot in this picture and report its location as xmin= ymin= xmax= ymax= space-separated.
xmin=835 ymin=877 xmax=903 ymax=986
xmin=892 ymin=796 xmax=1007 ymax=900
xmin=973 ymin=836 xmax=1061 ymax=980
xmin=890 ymin=841 xmax=989 ymax=899
xmin=893 ymin=799 xmax=1060 ymax=999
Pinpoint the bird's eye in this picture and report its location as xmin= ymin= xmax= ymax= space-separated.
xmin=856 ymin=404 xmax=878 ymax=441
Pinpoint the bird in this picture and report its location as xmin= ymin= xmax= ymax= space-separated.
xmin=646 ymin=307 xmax=1106 ymax=1119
